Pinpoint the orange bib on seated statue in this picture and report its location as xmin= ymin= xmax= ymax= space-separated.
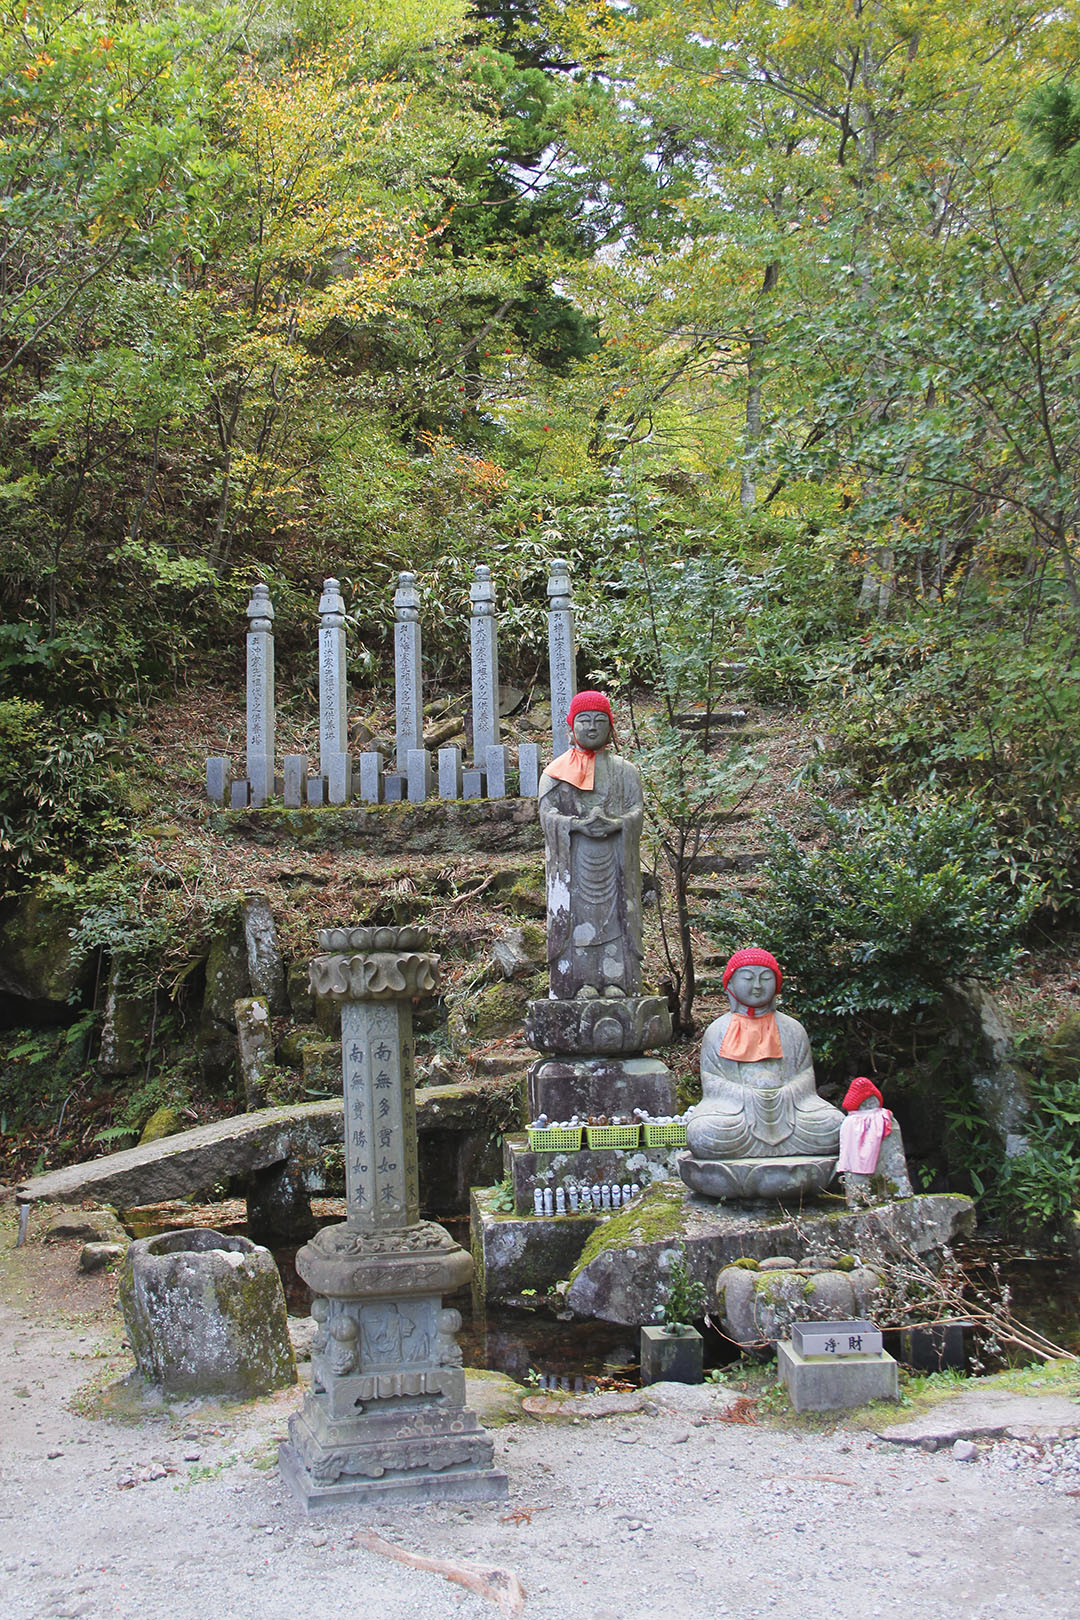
xmin=717 ymin=1010 xmax=784 ymax=1062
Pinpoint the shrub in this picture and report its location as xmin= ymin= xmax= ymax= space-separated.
xmin=708 ymin=798 xmax=1037 ymax=1073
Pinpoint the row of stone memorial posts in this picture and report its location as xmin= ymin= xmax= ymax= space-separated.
xmin=206 ymin=562 xmax=577 ymax=808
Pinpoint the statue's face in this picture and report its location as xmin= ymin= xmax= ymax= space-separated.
xmin=728 ymin=965 xmax=777 ymax=1008
xmin=572 ymin=710 xmax=611 ymax=751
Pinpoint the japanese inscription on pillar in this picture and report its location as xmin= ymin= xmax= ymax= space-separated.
xmin=318 ymin=578 xmax=348 ymax=778
xmin=469 ymin=565 xmax=499 ymax=763
xmin=546 ymin=558 xmax=576 ymax=761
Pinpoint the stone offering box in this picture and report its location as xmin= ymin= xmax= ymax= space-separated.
xmin=791 ymin=1319 xmax=883 ymax=1357
xmin=778 ymin=1317 xmax=898 ymax=1412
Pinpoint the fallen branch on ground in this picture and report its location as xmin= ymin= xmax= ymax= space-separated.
xmin=353 ymin=1529 xmax=526 ymax=1616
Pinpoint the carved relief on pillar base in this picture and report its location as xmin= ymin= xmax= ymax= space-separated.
xmin=296 ymin=1220 xmax=473 ymax=1299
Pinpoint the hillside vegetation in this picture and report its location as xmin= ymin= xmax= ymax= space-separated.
xmin=1 ymin=1 xmax=1079 ymax=1239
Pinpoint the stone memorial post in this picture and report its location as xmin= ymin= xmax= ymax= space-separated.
xmin=318 ymin=578 xmax=349 ymax=786
xmin=246 ymin=583 xmax=276 ymax=806
xmin=469 ymin=565 xmax=499 ymax=770
xmin=394 ymin=572 xmax=424 ymax=769
xmin=279 ymin=925 xmax=506 ymax=1509
xmin=546 ymin=557 xmax=576 ymax=761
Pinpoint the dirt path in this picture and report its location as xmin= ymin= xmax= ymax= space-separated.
xmin=2 ymin=1209 xmax=1078 ymax=1620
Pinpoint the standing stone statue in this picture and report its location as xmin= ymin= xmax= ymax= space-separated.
xmin=525 ymin=690 xmax=672 ymax=1122
xmin=680 ymin=948 xmax=843 ymax=1201
xmin=538 ymin=691 xmax=643 ymax=1001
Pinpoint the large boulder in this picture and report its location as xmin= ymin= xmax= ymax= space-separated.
xmin=942 ymin=978 xmax=1032 ymax=1154
xmin=564 ymin=1181 xmax=976 ymax=1327
xmin=0 ymin=889 xmax=88 ymax=1016
xmin=1044 ymin=1011 xmax=1080 ymax=1087
xmin=716 ymin=1258 xmax=885 ymax=1350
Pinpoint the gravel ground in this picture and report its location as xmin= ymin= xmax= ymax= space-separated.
xmin=2 ymin=1221 xmax=1079 ymax=1620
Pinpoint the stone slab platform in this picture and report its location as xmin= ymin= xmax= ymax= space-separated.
xmin=470 ymin=1188 xmax=600 ymax=1303
xmin=876 ymin=1390 xmax=1080 ymax=1449
xmin=503 ymin=1133 xmax=687 ymax=1215
xmin=564 ymin=1183 xmax=977 ymax=1327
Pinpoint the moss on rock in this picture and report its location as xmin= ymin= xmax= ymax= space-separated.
xmin=569 ymin=1181 xmax=689 ymax=1281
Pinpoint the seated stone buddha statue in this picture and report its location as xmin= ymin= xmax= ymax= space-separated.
xmin=679 ymin=948 xmax=843 ymax=1200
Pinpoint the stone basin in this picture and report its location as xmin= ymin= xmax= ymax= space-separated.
xmin=119 ymin=1228 xmax=296 ymax=1396
xmin=677 ymin=1152 xmax=838 ymax=1201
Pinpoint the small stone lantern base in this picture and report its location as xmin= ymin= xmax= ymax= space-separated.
xmin=640 ymin=1324 xmax=703 ymax=1386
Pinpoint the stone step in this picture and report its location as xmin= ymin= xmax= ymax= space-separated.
xmin=686 ymin=851 xmax=767 ymax=875
xmin=213 ymin=798 xmax=542 ymax=855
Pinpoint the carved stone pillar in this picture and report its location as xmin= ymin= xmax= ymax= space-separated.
xmin=246 ymin=582 xmax=276 ymax=806
xmin=278 ymin=925 xmax=506 ymax=1509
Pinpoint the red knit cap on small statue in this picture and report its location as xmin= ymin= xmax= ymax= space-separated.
xmin=842 ymin=1076 xmax=884 ymax=1112
xmin=567 ymin=690 xmax=615 ymax=730
xmin=722 ymin=947 xmax=782 ymax=993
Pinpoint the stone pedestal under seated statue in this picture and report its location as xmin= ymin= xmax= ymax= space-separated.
xmin=279 ymin=927 xmax=506 ymax=1510
xmin=528 ymin=1054 xmax=674 ymax=1122
xmin=680 ymin=948 xmax=842 ymax=1202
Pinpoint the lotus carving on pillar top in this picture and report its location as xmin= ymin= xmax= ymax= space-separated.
xmin=309 ymin=925 xmax=439 ymax=1000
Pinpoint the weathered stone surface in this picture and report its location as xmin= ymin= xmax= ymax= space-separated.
xmin=97 ymin=966 xmax=148 ymax=1077
xmin=528 ymin=1054 xmax=674 ymax=1121
xmin=452 ymin=977 xmax=538 ymax=1046
xmin=525 ymin=994 xmax=671 ymax=1056
xmin=198 ymin=912 xmax=249 ymax=1087
xmin=640 ymin=1325 xmax=703 ymax=1386
xmin=943 ymin=978 xmax=1032 ymax=1152
xmin=777 ymin=1341 xmax=899 ymax=1412
xmin=234 ymin=995 xmax=273 ymax=1110
xmin=287 ymin=960 xmax=315 ymax=1019
xmin=716 ymin=1260 xmax=885 ymax=1349
xmin=138 ymin=1106 xmax=182 ymax=1145
xmin=0 ymin=889 xmax=86 ymax=1010
xmin=1044 ymin=1010 xmax=1080 ymax=1086
xmin=470 ymin=1188 xmax=600 ymax=1303
xmin=120 ymin=1229 xmax=295 ymax=1396
xmin=214 ymin=798 xmax=541 ymax=854
xmin=679 ymin=1153 xmax=837 ymax=1201
xmin=79 ymin=1241 xmax=124 ymax=1273
xmin=241 ymin=894 xmax=286 ymax=1013
xmin=492 ymin=924 xmax=546 ymax=980
xmin=44 ymin=1205 xmax=127 ymax=1245
xmin=877 ymin=1390 xmax=1080 ymax=1449
xmin=564 ymin=1182 xmax=976 ymax=1327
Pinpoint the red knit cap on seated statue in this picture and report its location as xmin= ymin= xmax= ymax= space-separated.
xmin=721 ymin=947 xmax=782 ymax=993
xmin=567 ymin=690 xmax=615 ymax=730
xmin=842 ymin=1076 xmax=884 ymax=1112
